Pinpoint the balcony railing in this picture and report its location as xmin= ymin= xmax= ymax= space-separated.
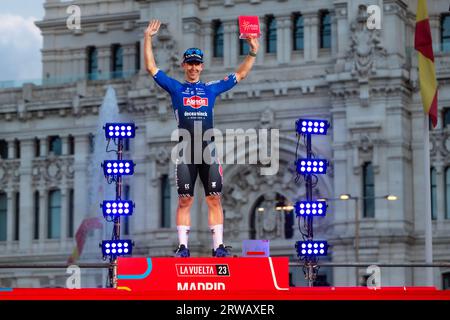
xmin=0 ymin=70 xmax=139 ymax=89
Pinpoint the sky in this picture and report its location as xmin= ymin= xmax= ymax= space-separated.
xmin=0 ymin=0 xmax=45 ymax=82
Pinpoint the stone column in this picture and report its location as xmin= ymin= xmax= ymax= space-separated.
xmin=256 ymin=18 xmax=265 ymax=65
xmin=7 ymin=139 xmax=15 ymax=159
xmin=276 ymin=15 xmax=291 ymax=64
xmin=40 ymin=137 xmax=48 ymax=157
xmin=97 ymin=45 xmax=111 ymax=79
xmin=223 ymin=20 xmax=236 ymax=68
xmin=61 ymin=136 xmax=69 ymax=156
xmin=334 ymin=3 xmax=349 ymax=58
xmin=148 ymin=159 xmax=160 ymax=231
xmin=73 ymin=134 xmax=89 ymax=232
xmin=6 ymin=189 xmax=14 ymax=245
xmin=182 ymin=17 xmax=202 ymax=53
xmin=436 ymin=165 xmax=445 ymax=222
xmin=60 ymin=187 xmax=68 ymax=241
xmin=38 ymin=187 xmax=48 ymax=242
xmin=202 ymin=22 xmax=213 ymax=69
xmin=123 ymin=43 xmax=136 ymax=75
xmin=19 ymin=138 xmax=34 ymax=251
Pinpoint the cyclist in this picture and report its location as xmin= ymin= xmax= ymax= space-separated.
xmin=144 ymin=19 xmax=259 ymax=257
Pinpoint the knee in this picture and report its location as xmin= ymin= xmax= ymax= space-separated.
xmin=205 ymin=195 xmax=221 ymax=209
xmin=178 ymin=196 xmax=194 ymax=209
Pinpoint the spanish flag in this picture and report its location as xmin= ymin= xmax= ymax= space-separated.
xmin=67 ymin=217 xmax=103 ymax=264
xmin=415 ymin=0 xmax=438 ymax=128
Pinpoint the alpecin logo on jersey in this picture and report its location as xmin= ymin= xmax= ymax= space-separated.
xmin=183 ymin=96 xmax=208 ymax=109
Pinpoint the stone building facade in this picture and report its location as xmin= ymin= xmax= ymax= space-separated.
xmin=0 ymin=0 xmax=450 ymax=288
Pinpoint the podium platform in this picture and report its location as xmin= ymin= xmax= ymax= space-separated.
xmin=117 ymin=257 xmax=289 ymax=292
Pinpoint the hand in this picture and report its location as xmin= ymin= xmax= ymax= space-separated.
xmin=246 ymin=37 xmax=259 ymax=53
xmin=145 ymin=19 xmax=161 ymax=37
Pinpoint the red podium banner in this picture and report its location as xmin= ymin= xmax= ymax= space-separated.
xmin=239 ymin=16 xmax=261 ymax=39
xmin=117 ymin=257 xmax=289 ymax=292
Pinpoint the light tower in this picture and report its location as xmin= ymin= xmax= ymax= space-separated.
xmin=294 ymin=119 xmax=330 ymax=287
xmin=100 ymin=123 xmax=136 ymax=288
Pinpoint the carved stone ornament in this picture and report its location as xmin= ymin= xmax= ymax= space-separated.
xmin=346 ymin=5 xmax=387 ymax=78
xmin=153 ymin=23 xmax=179 ymax=74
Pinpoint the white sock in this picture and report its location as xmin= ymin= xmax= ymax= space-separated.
xmin=177 ymin=225 xmax=190 ymax=247
xmin=209 ymin=224 xmax=223 ymax=250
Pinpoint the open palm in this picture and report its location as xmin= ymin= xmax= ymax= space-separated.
xmin=145 ymin=19 xmax=161 ymax=37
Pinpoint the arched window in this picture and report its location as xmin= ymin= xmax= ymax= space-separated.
xmin=320 ymin=10 xmax=331 ymax=49
xmin=266 ymin=15 xmax=277 ymax=53
xmin=363 ymin=162 xmax=375 ymax=218
xmin=293 ymin=13 xmax=304 ymax=50
xmin=48 ymin=190 xmax=61 ymax=239
xmin=213 ymin=20 xmax=224 ymax=58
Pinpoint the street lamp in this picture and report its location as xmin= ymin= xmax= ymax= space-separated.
xmin=322 ymin=193 xmax=398 ymax=285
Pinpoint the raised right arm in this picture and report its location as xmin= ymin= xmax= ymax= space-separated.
xmin=144 ymin=19 xmax=161 ymax=76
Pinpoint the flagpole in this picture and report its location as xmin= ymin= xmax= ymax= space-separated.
xmin=423 ymin=114 xmax=433 ymax=287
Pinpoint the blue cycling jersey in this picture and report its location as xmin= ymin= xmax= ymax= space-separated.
xmin=153 ymin=70 xmax=237 ymax=137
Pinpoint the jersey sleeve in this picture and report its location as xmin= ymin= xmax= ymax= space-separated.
xmin=205 ymin=73 xmax=238 ymax=96
xmin=152 ymin=69 xmax=181 ymax=95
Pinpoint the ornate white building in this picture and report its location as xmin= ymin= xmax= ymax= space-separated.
xmin=0 ymin=0 xmax=450 ymax=288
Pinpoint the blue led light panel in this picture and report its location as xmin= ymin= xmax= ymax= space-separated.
xmin=103 ymin=160 xmax=134 ymax=176
xmin=295 ymin=159 xmax=328 ymax=175
xmin=101 ymin=240 xmax=133 ymax=257
xmin=296 ymin=119 xmax=329 ymax=135
xmin=102 ymin=200 xmax=134 ymax=217
xmin=295 ymin=201 xmax=327 ymax=217
xmin=295 ymin=241 xmax=328 ymax=257
xmin=104 ymin=123 xmax=136 ymax=139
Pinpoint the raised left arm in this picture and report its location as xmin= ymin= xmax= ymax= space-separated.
xmin=235 ymin=38 xmax=259 ymax=82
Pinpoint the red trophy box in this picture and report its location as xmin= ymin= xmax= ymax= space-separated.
xmin=238 ymin=16 xmax=261 ymax=39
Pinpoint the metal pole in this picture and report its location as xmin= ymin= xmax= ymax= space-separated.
xmin=354 ymin=197 xmax=359 ymax=286
xmin=305 ymin=134 xmax=316 ymax=287
xmin=423 ymin=116 xmax=434 ymax=286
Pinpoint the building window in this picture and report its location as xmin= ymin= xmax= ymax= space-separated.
xmin=363 ymin=162 xmax=375 ymax=218
xmin=68 ymin=135 xmax=75 ymax=155
xmin=0 ymin=140 xmax=7 ymax=159
xmin=135 ymin=41 xmax=140 ymax=73
xmin=48 ymin=190 xmax=61 ymax=239
xmin=34 ymin=191 xmax=39 ymax=240
xmin=68 ymin=189 xmax=74 ymax=238
xmin=293 ymin=13 xmax=304 ymax=50
xmin=441 ymin=15 xmax=450 ymax=52
xmin=161 ymin=175 xmax=171 ymax=228
xmin=14 ymin=192 xmax=19 ymax=241
xmin=0 ymin=192 xmax=6 ymax=241
xmin=431 ymin=168 xmax=437 ymax=220
xmin=443 ymin=272 xmax=450 ymax=289
xmin=443 ymin=108 xmax=450 ymax=127
xmin=213 ymin=20 xmax=224 ymax=58
xmin=112 ymin=44 xmax=123 ymax=79
xmin=14 ymin=140 xmax=20 ymax=159
xmin=34 ymin=137 xmax=40 ymax=157
xmin=446 ymin=167 xmax=450 ymax=219
xmin=49 ymin=136 xmax=62 ymax=155
xmin=266 ymin=15 xmax=277 ymax=53
xmin=320 ymin=10 xmax=331 ymax=49
xmin=284 ymin=208 xmax=294 ymax=239
xmin=87 ymin=46 xmax=98 ymax=80
xmin=123 ymin=185 xmax=130 ymax=236
xmin=239 ymin=39 xmax=250 ymax=56
xmin=89 ymin=133 xmax=95 ymax=153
